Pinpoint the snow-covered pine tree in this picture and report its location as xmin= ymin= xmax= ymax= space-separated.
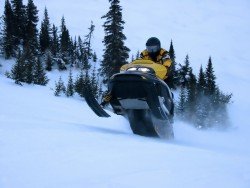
xmin=51 ymin=24 xmax=59 ymax=56
xmin=84 ymin=70 xmax=91 ymax=94
xmin=80 ymin=22 xmax=95 ymax=71
xmin=82 ymin=53 xmax=90 ymax=71
xmin=204 ymin=57 xmax=232 ymax=128
xmin=83 ymin=21 xmax=95 ymax=60
xmin=59 ymin=16 xmax=71 ymax=64
xmin=23 ymin=48 xmax=35 ymax=84
xmin=197 ymin=65 xmax=206 ymax=96
xmin=195 ymin=65 xmax=208 ymax=128
xmin=0 ymin=15 xmax=3 ymax=55
xmin=73 ymin=70 xmax=92 ymax=98
xmin=24 ymin=0 xmax=38 ymax=55
xmin=205 ymin=56 xmax=217 ymax=96
xmin=68 ymin=36 xmax=77 ymax=67
xmin=185 ymin=68 xmax=197 ymax=122
xmin=215 ymin=89 xmax=232 ymax=127
xmin=54 ymin=76 xmax=66 ymax=96
xmin=33 ymin=58 xmax=49 ymax=85
xmin=203 ymin=57 xmax=217 ymax=127
xmin=168 ymin=39 xmax=178 ymax=89
xmin=90 ymin=63 xmax=99 ymax=98
xmin=39 ymin=7 xmax=51 ymax=54
xmin=75 ymin=36 xmax=83 ymax=68
xmin=101 ymin=0 xmax=130 ymax=83
xmin=9 ymin=49 xmax=25 ymax=84
xmin=2 ymin=0 xmax=15 ymax=59
xmin=178 ymin=54 xmax=192 ymax=88
xmin=66 ymin=69 xmax=74 ymax=97
xmin=11 ymin=0 xmax=26 ymax=46
xmin=74 ymin=71 xmax=85 ymax=98
xmin=176 ymin=86 xmax=187 ymax=120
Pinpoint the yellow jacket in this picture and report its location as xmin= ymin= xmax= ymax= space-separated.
xmin=140 ymin=48 xmax=172 ymax=78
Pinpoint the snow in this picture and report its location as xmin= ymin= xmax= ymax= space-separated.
xmin=1 ymin=76 xmax=250 ymax=188
xmin=1 ymin=0 xmax=250 ymax=188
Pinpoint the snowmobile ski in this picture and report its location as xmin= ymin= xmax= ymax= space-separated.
xmin=85 ymin=88 xmax=110 ymax=118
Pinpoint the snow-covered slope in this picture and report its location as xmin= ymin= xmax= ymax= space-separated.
xmin=1 ymin=0 xmax=250 ymax=187
xmin=1 ymin=74 xmax=250 ymax=188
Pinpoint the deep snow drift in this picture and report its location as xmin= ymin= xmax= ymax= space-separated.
xmin=1 ymin=0 xmax=250 ymax=187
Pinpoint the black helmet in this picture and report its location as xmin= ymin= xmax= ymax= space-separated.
xmin=146 ymin=37 xmax=161 ymax=53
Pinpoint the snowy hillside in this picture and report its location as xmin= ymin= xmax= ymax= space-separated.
xmin=1 ymin=0 xmax=250 ymax=188
xmin=1 ymin=72 xmax=250 ymax=188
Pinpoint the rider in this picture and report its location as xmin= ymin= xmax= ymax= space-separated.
xmin=140 ymin=37 xmax=172 ymax=81
xmin=141 ymin=37 xmax=174 ymax=121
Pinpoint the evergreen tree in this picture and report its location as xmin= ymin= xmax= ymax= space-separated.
xmin=83 ymin=21 xmax=95 ymax=59
xmin=59 ymin=16 xmax=70 ymax=63
xmin=75 ymin=72 xmax=91 ymax=98
xmin=76 ymin=36 xmax=89 ymax=69
xmin=0 ymin=15 xmax=3 ymax=52
xmin=74 ymin=71 xmax=85 ymax=97
xmin=90 ymin=63 xmax=99 ymax=98
xmin=66 ymin=69 xmax=74 ymax=97
xmin=82 ymin=52 xmax=90 ymax=71
xmin=84 ymin=70 xmax=91 ymax=94
xmin=168 ymin=40 xmax=178 ymax=89
xmin=2 ymin=0 xmax=15 ymax=59
xmin=178 ymin=54 xmax=192 ymax=87
xmin=51 ymin=24 xmax=59 ymax=56
xmin=185 ymin=68 xmax=197 ymax=121
xmin=73 ymin=37 xmax=81 ymax=68
xmin=197 ymin=58 xmax=231 ymax=129
xmin=76 ymin=36 xmax=84 ymax=68
xmin=33 ymin=58 xmax=49 ymax=85
xmin=101 ymin=0 xmax=130 ymax=82
xmin=194 ymin=65 xmax=208 ymax=128
xmin=80 ymin=22 xmax=95 ymax=71
xmin=197 ymin=65 xmax=206 ymax=95
xmin=23 ymin=48 xmax=35 ymax=84
xmin=39 ymin=7 xmax=51 ymax=53
xmin=54 ymin=76 xmax=66 ymax=96
xmin=68 ymin=36 xmax=77 ymax=67
xmin=214 ymin=90 xmax=232 ymax=127
xmin=10 ymin=50 xmax=25 ymax=84
xmin=11 ymin=0 xmax=26 ymax=45
xmin=25 ymin=0 xmax=39 ymax=55
xmin=205 ymin=56 xmax=216 ymax=96
xmin=194 ymin=66 xmax=210 ymax=129
xmin=176 ymin=86 xmax=187 ymax=120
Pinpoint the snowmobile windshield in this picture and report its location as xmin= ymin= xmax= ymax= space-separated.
xmin=146 ymin=45 xmax=160 ymax=53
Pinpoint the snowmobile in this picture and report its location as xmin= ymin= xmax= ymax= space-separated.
xmin=85 ymin=59 xmax=174 ymax=139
